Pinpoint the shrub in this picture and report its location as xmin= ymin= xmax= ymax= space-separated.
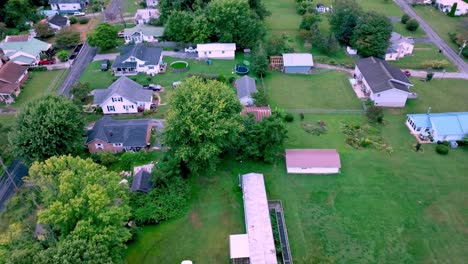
xmin=98 ymin=151 xmax=116 ymax=166
xmin=28 ymin=66 xmax=47 ymax=71
xmin=296 ymin=0 xmax=314 ymax=15
xmin=435 ymin=144 xmax=449 ymax=155
xmin=405 ymin=19 xmax=419 ymax=31
xmin=228 ymin=76 xmax=236 ymax=83
xmin=57 ymin=50 xmax=69 ymax=62
xmin=79 ymin=17 xmax=89 ymax=24
xmin=366 ymin=105 xmax=384 ymax=123
xmin=69 ymin=16 xmax=78 ymax=24
xmin=284 ymin=113 xmax=294 ymax=122
xmin=217 ymin=74 xmax=226 ymax=83
xmin=401 ymin=14 xmax=410 ymax=24
xmin=426 ymin=72 xmax=434 ymax=81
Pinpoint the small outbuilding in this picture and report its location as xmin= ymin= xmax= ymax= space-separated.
xmin=285 ymin=149 xmax=341 ymax=174
xmin=282 ymin=53 xmax=314 ymax=74
xmin=197 ymin=43 xmax=236 ymax=60
xmin=229 ymin=234 xmax=250 ymax=264
xmin=241 ymin=106 xmax=272 ymax=122
xmin=235 ymin=76 xmax=257 ymax=106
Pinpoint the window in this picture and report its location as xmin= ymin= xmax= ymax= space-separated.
xmin=222 ymin=51 xmax=225 ymax=54
xmin=123 ymin=105 xmax=134 ymax=110
xmin=208 ymin=51 xmax=212 ymax=54
xmin=113 ymin=143 xmax=123 ymax=147
xmin=416 ymin=127 xmax=421 ymax=132
xmin=107 ymin=105 xmax=115 ymax=112
xmin=148 ymin=66 xmax=154 ymax=69
xmin=377 ymin=94 xmax=381 ymax=97
xmin=111 ymin=97 xmax=123 ymax=102
xmin=95 ymin=143 xmax=103 ymax=150
xmin=204 ymin=52 xmax=207 ymax=55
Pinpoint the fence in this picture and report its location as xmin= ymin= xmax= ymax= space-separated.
xmin=285 ymin=108 xmax=364 ymax=114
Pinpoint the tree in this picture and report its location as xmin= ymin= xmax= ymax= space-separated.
xmin=26 ymin=155 xmax=131 ymax=262
xmin=55 ymin=28 xmax=80 ymax=48
xmin=0 ymin=22 xmax=7 ymax=41
xmin=71 ymin=82 xmax=92 ymax=104
xmin=252 ymin=88 xmax=268 ymax=106
xmin=324 ymin=33 xmax=339 ymax=55
xmin=426 ymin=72 xmax=434 ymax=81
xmin=351 ymin=11 xmax=393 ymax=57
xmin=330 ymin=0 xmax=362 ymax=45
xmin=401 ymin=13 xmax=410 ymax=24
xmin=265 ymin=35 xmax=292 ymax=56
xmin=448 ymin=2 xmax=457 ymax=17
xmin=4 ymin=0 xmax=37 ymax=29
xmin=299 ymin=12 xmax=321 ymax=30
xmin=366 ymin=105 xmax=384 ymax=123
xmin=251 ymin=42 xmax=269 ymax=77
xmin=164 ymin=77 xmax=243 ymax=174
xmin=88 ymin=23 xmax=118 ymax=50
xmin=248 ymin=0 xmax=270 ymax=19
xmin=34 ymin=22 xmax=55 ymax=39
xmin=163 ymin=11 xmax=195 ymax=43
xmin=9 ymin=95 xmax=84 ymax=164
xmin=296 ymin=0 xmax=314 ymax=15
xmin=310 ymin=24 xmax=326 ymax=50
xmin=56 ymin=50 xmax=68 ymax=62
xmin=405 ymin=19 xmax=419 ymax=31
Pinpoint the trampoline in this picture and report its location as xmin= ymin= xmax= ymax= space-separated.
xmin=235 ymin=64 xmax=249 ymax=75
xmin=170 ymin=61 xmax=189 ymax=72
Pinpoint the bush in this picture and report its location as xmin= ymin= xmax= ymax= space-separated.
xmin=69 ymin=16 xmax=78 ymax=24
xmin=228 ymin=76 xmax=236 ymax=83
xmin=366 ymin=105 xmax=384 ymax=123
xmin=405 ymin=19 xmax=419 ymax=31
xmin=187 ymin=73 xmax=219 ymax=80
xmin=435 ymin=144 xmax=449 ymax=155
xmin=98 ymin=151 xmax=116 ymax=166
xmin=401 ymin=14 xmax=410 ymax=24
xmin=296 ymin=0 xmax=314 ymax=15
xmin=57 ymin=50 xmax=69 ymax=62
xmin=79 ymin=18 xmax=89 ymax=24
xmin=217 ymin=74 xmax=226 ymax=83
xmin=28 ymin=66 xmax=47 ymax=71
xmin=284 ymin=113 xmax=294 ymax=122
xmin=426 ymin=72 xmax=434 ymax=81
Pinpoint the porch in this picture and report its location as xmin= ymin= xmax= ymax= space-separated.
xmin=405 ymin=121 xmax=432 ymax=144
xmin=114 ymin=67 xmax=137 ymax=76
xmin=348 ymin=78 xmax=369 ymax=99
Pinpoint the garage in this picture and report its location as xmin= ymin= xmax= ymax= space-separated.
xmin=285 ymin=149 xmax=341 ymax=174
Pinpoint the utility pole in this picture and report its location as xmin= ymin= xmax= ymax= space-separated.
xmin=458 ymin=40 xmax=466 ymax=56
xmin=0 ymin=157 xmax=19 ymax=192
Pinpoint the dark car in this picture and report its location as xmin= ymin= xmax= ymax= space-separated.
xmin=402 ymin=70 xmax=411 ymax=77
xmin=38 ymin=58 xmax=56 ymax=65
xmin=143 ymin=84 xmax=162 ymax=91
xmin=101 ymin=59 xmax=110 ymax=71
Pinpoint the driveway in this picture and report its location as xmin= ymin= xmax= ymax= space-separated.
xmin=162 ymin=51 xmax=198 ymax=59
xmin=93 ymin=53 xmax=119 ymax=61
xmin=405 ymin=69 xmax=468 ymax=80
xmin=394 ymin=0 xmax=468 ymax=73
xmin=103 ymin=0 xmax=123 ymax=23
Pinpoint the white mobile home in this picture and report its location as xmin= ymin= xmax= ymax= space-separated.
xmin=197 ymin=43 xmax=236 ymax=60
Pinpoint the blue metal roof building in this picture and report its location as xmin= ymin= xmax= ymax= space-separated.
xmin=406 ymin=112 xmax=468 ymax=142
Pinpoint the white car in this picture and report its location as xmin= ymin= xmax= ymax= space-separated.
xmin=184 ymin=47 xmax=197 ymax=53
xmin=72 ymin=12 xmax=86 ymax=17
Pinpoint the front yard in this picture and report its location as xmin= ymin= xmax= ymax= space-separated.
xmin=388 ymin=43 xmax=457 ymax=72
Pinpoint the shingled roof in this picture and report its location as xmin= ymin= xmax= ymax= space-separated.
xmin=0 ymin=62 xmax=28 ymax=94
xmin=112 ymin=44 xmax=162 ymax=68
xmin=48 ymin=14 xmax=68 ymax=27
xmin=235 ymin=76 xmax=257 ymax=100
xmin=130 ymin=169 xmax=152 ymax=192
xmin=92 ymin=76 xmax=153 ymax=105
xmin=356 ymin=57 xmax=412 ymax=93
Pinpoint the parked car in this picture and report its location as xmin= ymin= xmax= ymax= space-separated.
xmin=403 ymin=70 xmax=411 ymax=77
xmin=72 ymin=12 xmax=85 ymax=17
xmin=118 ymin=30 xmax=125 ymax=38
xmin=38 ymin=58 xmax=56 ymax=65
xmin=184 ymin=47 xmax=197 ymax=53
xmin=101 ymin=59 xmax=110 ymax=71
xmin=143 ymin=84 xmax=162 ymax=91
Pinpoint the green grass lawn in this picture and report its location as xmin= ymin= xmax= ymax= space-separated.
xmin=388 ymin=43 xmax=457 ymax=71
xmin=392 ymin=21 xmax=426 ymax=38
xmin=265 ymin=71 xmax=362 ymax=110
xmin=122 ymin=0 xmax=139 ymax=16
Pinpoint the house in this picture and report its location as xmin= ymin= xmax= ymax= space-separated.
xmin=316 ymin=3 xmax=332 ymax=13
xmin=435 ymin=0 xmax=468 ymax=16
xmin=48 ymin=14 xmax=70 ymax=30
xmin=285 ymin=149 xmax=341 ymax=174
xmin=122 ymin=24 xmax=164 ymax=44
xmin=49 ymin=0 xmax=87 ymax=13
xmin=111 ymin=44 xmax=164 ymax=76
xmin=86 ymin=116 xmax=152 ymax=153
xmin=0 ymin=36 xmax=52 ymax=66
xmin=0 ymin=62 xmax=29 ymax=104
xmin=241 ymin=106 xmax=272 ymax=122
xmin=92 ymin=76 xmax=154 ymax=114
xmin=197 ymin=43 xmax=236 ymax=60
xmin=385 ymin=32 xmax=414 ymax=61
xmin=346 ymin=46 xmax=358 ymax=55
xmin=134 ymin=9 xmax=160 ymax=24
xmin=131 ymin=163 xmax=154 ymax=192
xmin=354 ymin=57 xmax=415 ymax=107
xmin=282 ymin=53 xmax=314 ymax=74
xmin=229 ymin=173 xmax=277 ymax=264
xmin=39 ymin=9 xmax=59 ymax=18
xmin=406 ymin=112 xmax=468 ymax=142
xmin=413 ymin=0 xmax=432 ymax=4
xmin=235 ymin=76 xmax=257 ymax=106
xmin=146 ymin=0 xmax=158 ymax=7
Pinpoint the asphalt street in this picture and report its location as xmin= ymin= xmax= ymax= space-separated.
xmin=0 ymin=160 xmax=28 ymax=212
xmin=394 ymin=0 xmax=468 ymax=73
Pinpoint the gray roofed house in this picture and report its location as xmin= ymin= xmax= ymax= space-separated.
xmin=48 ymin=14 xmax=69 ymax=30
xmin=122 ymin=24 xmax=164 ymax=44
xmin=385 ymin=32 xmax=414 ymax=61
xmin=355 ymin=57 xmax=414 ymax=107
xmin=86 ymin=116 xmax=152 ymax=153
xmin=112 ymin=44 xmax=164 ymax=76
xmin=235 ymin=76 xmax=257 ymax=106
xmin=130 ymin=169 xmax=152 ymax=192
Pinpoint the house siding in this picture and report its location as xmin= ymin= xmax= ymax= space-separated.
xmin=87 ymin=139 xmax=124 ymax=154
xmin=371 ymin=89 xmax=408 ymax=107
xmin=287 ymin=167 xmax=339 ymax=174
xmin=284 ymin=66 xmax=312 ymax=74
xmin=51 ymin=3 xmax=83 ymax=12
xmin=198 ymin=50 xmax=235 ymax=60
xmin=99 ymin=94 xmax=152 ymax=114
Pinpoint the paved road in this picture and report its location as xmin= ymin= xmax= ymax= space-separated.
xmin=0 ymin=160 xmax=28 ymax=212
xmin=394 ymin=0 xmax=468 ymax=73
xmin=406 ymin=69 xmax=468 ymax=80
xmin=56 ymin=43 xmax=96 ymax=98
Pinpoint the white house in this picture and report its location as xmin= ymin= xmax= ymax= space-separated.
xmin=285 ymin=149 xmax=341 ymax=174
xmin=49 ymin=0 xmax=87 ymax=13
xmin=0 ymin=36 xmax=52 ymax=65
xmin=406 ymin=112 xmax=468 ymax=142
xmin=197 ymin=43 xmax=236 ymax=60
xmin=134 ymin=9 xmax=160 ymax=24
xmin=385 ymin=32 xmax=414 ymax=61
xmin=111 ymin=44 xmax=164 ymax=76
xmin=146 ymin=0 xmax=158 ymax=7
xmin=122 ymin=24 xmax=164 ymax=44
xmin=47 ymin=14 xmax=70 ymax=30
xmin=435 ymin=0 xmax=468 ymax=16
xmin=92 ymin=76 xmax=154 ymax=114
xmin=354 ymin=57 xmax=415 ymax=107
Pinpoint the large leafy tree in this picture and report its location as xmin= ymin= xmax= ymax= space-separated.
xmin=88 ymin=23 xmax=118 ymax=50
xmin=351 ymin=11 xmax=393 ymax=57
xmin=34 ymin=22 xmax=55 ymax=39
xmin=163 ymin=11 xmax=195 ymax=43
xmin=164 ymin=77 xmax=243 ymax=174
xmin=10 ymin=95 xmax=84 ymax=164
xmin=251 ymin=42 xmax=269 ymax=77
xmin=248 ymin=0 xmax=270 ymax=19
xmin=4 ymin=0 xmax=37 ymax=29
xmin=55 ymin=28 xmax=80 ymax=48
xmin=329 ymin=0 xmax=362 ymax=45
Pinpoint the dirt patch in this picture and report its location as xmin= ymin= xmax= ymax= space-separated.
xmin=70 ymin=17 xmax=100 ymax=42
xmin=189 ymin=211 xmax=202 ymax=229
xmin=387 ymin=108 xmax=405 ymax=115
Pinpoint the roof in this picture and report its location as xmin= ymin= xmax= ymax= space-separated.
xmin=123 ymin=24 xmax=164 ymax=37
xmin=356 ymin=57 xmax=412 ymax=93
xmin=285 ymin=149 xmax=341 ymax=168
xmin=48 ymin=14 xmax=68 ymax=27
xmin=87 ymin=116 xmax=151 ymax=147
xmin=437 ymin=0 xmax=468 ymax=8
xmin=282 ymin=53 xmax=314 ymax=67
xmin=4 ymin=35 xmax=30 ymax=42
xmin=235 ymin=76 xmax=257 ymax=100
xmin=48 ymin=0 xmax=85 ymax=4
xmin=130 ymin=169 xmax=152 ymax=192
xmin=230 ymin=234 xmax=250 ymax=259
xmin=408 ymin=112 xmax=468 ymax=136
xmin=241 ymin=106 xmax=272 ymax=122
xmin=242 ymin=173 xmax=278 ymax=264
xmin=0 ymin=62 xmax=28 ymax=94
xmin=93 ymin=76 xmax=153 ymax=104
xmin=0 ymin=37 xmax=51 ymax=58
xmin=387 ymin=32 xmax=414 ymax=53
xmin=40 ymin=10 xmax=59 ymax=18
xmin=196 ymin=43 xmax=236 ymax=52
xmin=112 ymin=44 xmax=162 ymax=68
xmin=134 ymin=9 xmax=160 ymax=20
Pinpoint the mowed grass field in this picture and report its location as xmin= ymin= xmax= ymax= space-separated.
xmin=388 ymin=43 xmax=457 ymax=72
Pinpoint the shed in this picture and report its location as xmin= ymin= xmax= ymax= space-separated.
xmin=282 ymin=53 xmax=314 ymax=74
xmin=235 ymin=76 xmax=257 ymax=106
xmin=229 ymin=234 xmax=250 ymax=263
xmin=285 ymin=149 xmax=341 ymax=174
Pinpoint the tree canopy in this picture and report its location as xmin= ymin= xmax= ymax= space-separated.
xmin=163 ymin=77 xmax=243 ymax=174
xmin=351 ymin=11 xmax=393 ymax=57
xmin=55 ymin=28 xmax=81 ymax=48
xmin=9 ymin=95 xmax=84 ymax=164
xmin=88 ymin=23 xmax=118 ymax=50
xmin=330 ymin=0 xmax=362 ymax=45
xmin=251 ymin=42 xmax=269 ymax=77
xmin=3 ymin=0 xmax=38 ymax=29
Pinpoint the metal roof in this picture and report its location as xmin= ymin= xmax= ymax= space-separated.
xmin=230 ymin=234 xmax=250 ymax=259
xmin=196 ymin=43 xmax=236 ymax=51
xmin=235 ymin=76 xmax=257 ymax=101
xmin=285 ymin=149 xmax=341 ymax=168
xmin=123 ymin=24 xmax=164 ymax=37
xmin=407 ymin=112 xmax=468 ymax=136
xmin=0 ymin=37 xmax=51 ymax=59
xmin=282 ymin=53 xmax=314 ymax=67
